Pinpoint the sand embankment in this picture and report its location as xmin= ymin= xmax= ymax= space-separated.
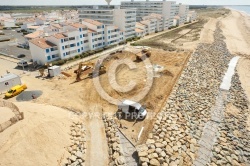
xmin=0 ymin=102 xmax=72 ymax=166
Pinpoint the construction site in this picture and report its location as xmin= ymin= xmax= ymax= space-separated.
xmin=0 ymin=8 xmax=250 ymax=166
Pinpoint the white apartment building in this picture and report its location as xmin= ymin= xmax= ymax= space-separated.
xmin=3 ymin=19 xmax=16 ymax=28
xmin=78 ymin=6 xmax=136 ymax=39
xmin=82 ymin=19 xmax=106 ymax=50
xmin=187 ymin=11 xmax=197 ymax=22
xmin=175 ymin=4 xmax=189 ymax=25
xmin=121 ymin=0 xmax=176 ymax=27
xmin=140 ymin=19 xmax=157 ymax=35
xmin=29 ymin=20 xmax=125 ymax=65
xmin=142 ymin=13 xmax=168 ymax=31
xmin=105 ymin=25 xmax=124 ymax=45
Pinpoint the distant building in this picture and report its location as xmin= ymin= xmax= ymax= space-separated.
xmin=3 ymin=19 xmax=16 ymax=28
xmin=187 ymin=11 xmax=197 ymax=22
xmin=121 ymin=0 xmax=177 ymax=27
xmin=78 ymin=6 xmax=136 ymax=39
xmin=175 ymin=4 xmax=189 ymax=25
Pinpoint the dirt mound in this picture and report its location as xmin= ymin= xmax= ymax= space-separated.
xmin=0 ymin=102 xmax=72 ymax=166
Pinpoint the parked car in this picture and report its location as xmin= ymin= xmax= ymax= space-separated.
xmin=17 ymin=60 xmax=28 ymax=67
xmin=17 ymin=54 xmax=25 ymax=58
xmin=118 ymin=100 xmax=147 ymax=120
xmin=5 ymin=84 xmax=27 ymax=98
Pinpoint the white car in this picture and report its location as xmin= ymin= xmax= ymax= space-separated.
xmin=17 ymin=60 xmax=28 ymax=67
xmin=118 ymin=100 xmax=147 ymax=120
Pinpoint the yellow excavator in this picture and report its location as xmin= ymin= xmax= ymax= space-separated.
xmin=135 ymin=48 xmax=151 ymax=62
xmin=75 ymin=61 xmax=106 ymax=82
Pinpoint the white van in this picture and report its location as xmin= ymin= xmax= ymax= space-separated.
xmin=118 ymin=100 xmax=147 ymax=120
xmin=17 ymin=60 xmax=28 ymax=67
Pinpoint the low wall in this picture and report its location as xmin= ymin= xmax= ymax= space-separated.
xmin=0 ymin=100 xmax=24 ymax=133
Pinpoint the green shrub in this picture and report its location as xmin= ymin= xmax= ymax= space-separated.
xmin=58 ymin=60 xmax=65 ymax=65
xmin=126 ymin=38 xmax=133 ymax=42
xmin=118 ymin=41 xmax=126 ymax=45
xmin=75 ymin=55 xmax=80 ymax=59
xmin=88 ymin=50 xmax=95 ymax=55
xmin=84 ymin=52 xmax=90 ymax=57
xmin=131 ymin=42 xmax=139 ymax=46
xmin=68 ymin=57 xmax=74 ymax=61
xmin=52 ymin=59 xmax=65 ymax=66
xmin=95 ymin=48 xmax=104 ymax=53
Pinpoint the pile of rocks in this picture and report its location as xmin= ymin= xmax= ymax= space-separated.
xmin=103 ymin=115 xmax=125 ymax=166
xmin=209 ymin=72 xmax=250 ymax=165
xmin=64 ymin=121 xmax=87 ymax=166
xmin=136 ymin=23 xmax=235 ymax=165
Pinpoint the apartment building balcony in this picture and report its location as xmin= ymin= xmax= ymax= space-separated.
xmin=125 ymin=22 xmax=136 ymax=26
xmin=125 ymin=26 xmax=136 ymax=31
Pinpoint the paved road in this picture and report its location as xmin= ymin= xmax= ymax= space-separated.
xmin=0 ymin=29 xmax=31 ymax=60
xmin=118 ymin=130 xmax=139 ymax=166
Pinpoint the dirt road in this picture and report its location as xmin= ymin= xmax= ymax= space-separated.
xmin=85 ymin=114 xmax=109 ymax=166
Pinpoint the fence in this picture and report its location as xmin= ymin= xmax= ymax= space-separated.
xmin=0 ymin=100 xmax=24 ymax=132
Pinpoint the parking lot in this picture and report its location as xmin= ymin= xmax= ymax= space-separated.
xmin=0 ymin=29 xmax=32 ymax=60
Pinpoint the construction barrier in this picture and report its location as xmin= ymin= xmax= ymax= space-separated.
xmin=0 ymin=100 xmax=24 ymax=133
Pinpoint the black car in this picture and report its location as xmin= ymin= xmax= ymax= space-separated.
xmin=17 ymin=54 xmax=25 ymax=58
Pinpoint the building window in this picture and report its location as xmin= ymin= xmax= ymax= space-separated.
xmin=47 ymin=56 xmax=51 ymax=61
xmin=108 ymin=36 xmax=110 ymax=39
xmin=46 ymin=49 xmax=50 ymax=53
xmin=62 ymin=46 xmax=64 ymax=50
xmin=50 ymin=48 xmax=54 ymax=51
xmin=63 ymin=53 xmax=66 ymax=56
xmin=77 ymin=42 xmax=80 ymax=46
xmin=78 ymin=49 xmax=80 ymax=53
xmin=103 ymin=37 xmax=105 ymax=40
xmin=79 ymin=28 xmax=82 ymax=32
xmin=52 ymin=55 xmax=55 ymax=58
xmin=70 ymin=44 xmax=75 ymax=47
xmin=103 ymin=42 xmax=105 ymax=45
xmin=81 ymin=47 xmax=83 ymax=50
xmin=61 ymin=39 xmax=63 ymax=43
xmin=92 ymin=33 xmax=94 ymax=36
xmin=102 ymin=25 xmax=104 ymax=28
xmin=103 ymin=31 xmax=104 ymax=34
xmin=93 ymin=45 xmax=94 ymax=48
xmin=92 ymin=39 xmax=94 ymax=42
xmin=80 ymin=35 xmax=82 ymax=38
xmin=108 ymin=30 xmax=110 ymax=34
xmin=81 ymin=41 xmax=83 ymax=44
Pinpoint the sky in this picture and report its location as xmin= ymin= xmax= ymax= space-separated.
xmin=0 ymin=0 xmax=250 ymax=6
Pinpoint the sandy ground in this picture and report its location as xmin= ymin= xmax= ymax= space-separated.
xmin=237 ymin=58 xmax=250 ymax=131
xmin=220 ymin=10 xmax=250 ymax=131
xmin=0 ymin=102 xmax=72 ymax=166
xmin=0 ymin=107 xmax=14 ymax=123
xmin=221 ymin=10 xmax=250 ymax=55
xmin=0 ymin=47 xmax=190 ymax=164
xmin=200 ymin=18 xmax=217 ymax=43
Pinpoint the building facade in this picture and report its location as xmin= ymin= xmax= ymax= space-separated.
xmin=78 ymin=6 xmax=136 ymax=39
xmin=121 ymin=0 xmax=177 ymax=27
xmin=29 ymin=20 xmax=125 ymax=65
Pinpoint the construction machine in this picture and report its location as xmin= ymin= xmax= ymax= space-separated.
xmin=135 ymin=48 xmax=151 ymax=62
xmin=75 ymin=61 xmax=106 ymax=81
